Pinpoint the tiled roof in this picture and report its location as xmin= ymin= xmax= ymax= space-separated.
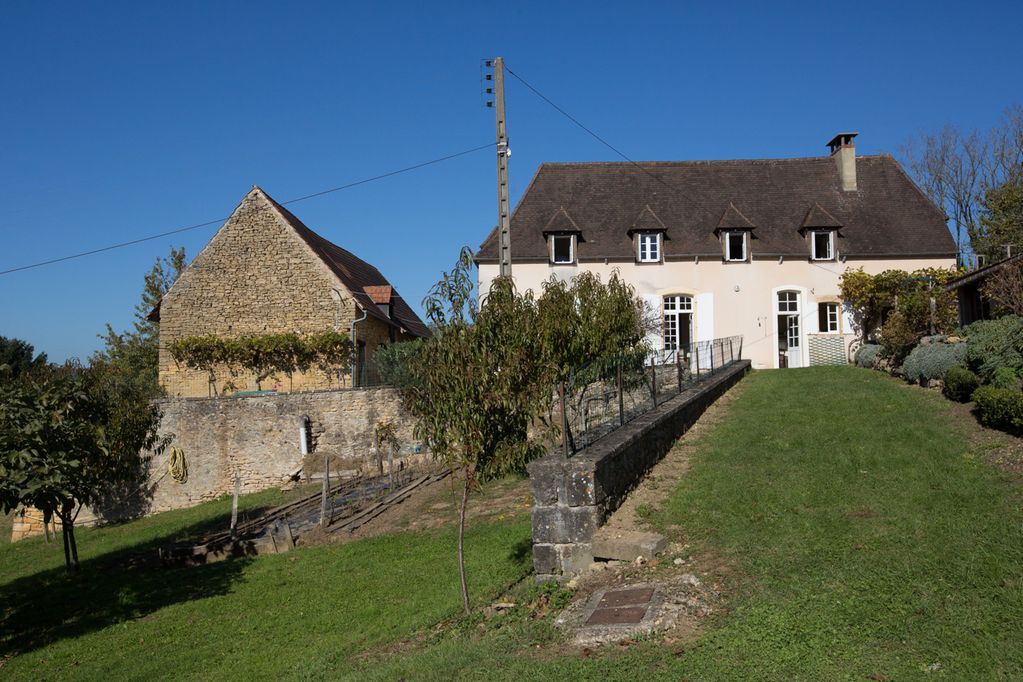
xmin=716 ymin=202 xmax=756 ymax=231
xmin=264 ymin=193 xmax=431 ymax=338
xmin=477 ymin=155 xmax=956 ymax=262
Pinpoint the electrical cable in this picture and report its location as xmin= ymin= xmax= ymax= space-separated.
xmin=0 ymin=142 xmax=496 ymax=276
xmin=504 ymin=65 xmax=719 ymax=221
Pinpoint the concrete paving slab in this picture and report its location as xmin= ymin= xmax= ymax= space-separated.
xmin=591 ymin=528 xmax=666 ymax=561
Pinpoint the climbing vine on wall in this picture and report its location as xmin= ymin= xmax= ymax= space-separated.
xmin=839 ymin=266 xmax=959 ymax=349
xmin=166 ymin=331 xmax=352 ymax=394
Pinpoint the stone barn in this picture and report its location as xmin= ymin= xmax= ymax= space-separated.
xmin=153 ymin=186 xmax=430 ymax=397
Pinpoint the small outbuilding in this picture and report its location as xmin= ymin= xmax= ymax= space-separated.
xmin=153 ymin=186 xmax=430 ymax=397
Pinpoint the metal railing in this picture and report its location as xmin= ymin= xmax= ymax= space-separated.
xmin=555 ymin=336 xmax=742 ymax=456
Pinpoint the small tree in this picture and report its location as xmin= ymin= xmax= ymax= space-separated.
xmin=982 ymin=260 xmax=1023 ymax=316
xmin=401 ymin=249 xmax=549 ymax=614
xmin=95 ymin=246 xmax=186 ymax=398
xmin=840 ymin=267 xmax=958 ymax=345
xmin=0 ymin=364 xmax=165 ymax=571
xmin=0 ymin=336 xmax=48 ymax=380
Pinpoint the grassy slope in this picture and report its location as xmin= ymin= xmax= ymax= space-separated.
xmin=0 ymin=486 xmax=531 ymax=680
xmin=354 ymin=367 xmax=1023 ymax=680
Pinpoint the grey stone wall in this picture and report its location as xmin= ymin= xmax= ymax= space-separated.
xmin=146 ymin=386 xmax=418 ymax=515
xmin=527 ymin=361 xmax=751 ymax=580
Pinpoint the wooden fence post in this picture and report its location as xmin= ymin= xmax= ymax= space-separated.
xmin=560 ymin=381 xmax=570 ymax=457
xmin=230 ymin=472 xmax=240 ymax=539
xmin=677 ymin=348 xmax=683 ymax=393
xmin=650 ymin=355 xmax=657 ymax=407
xmin=617 ymin=362 xmax=624 ymax=427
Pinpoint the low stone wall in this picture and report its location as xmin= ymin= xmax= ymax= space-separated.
xmin=11 ymin=386 xmax=417 ymax=542
xmin=147 ymin=386 xmax=416 ymax=515
xmin=527 ymin=360 xmax=751 ymax=580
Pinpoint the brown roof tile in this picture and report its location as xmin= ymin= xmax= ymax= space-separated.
xmin=477 ymin=155 xmax=956 ymax=261
xmin=263 ymin=192 xmax=431 ymax=338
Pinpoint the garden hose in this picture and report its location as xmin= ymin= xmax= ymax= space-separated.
xmin=168 ymin=447 xmax=188 ymax=483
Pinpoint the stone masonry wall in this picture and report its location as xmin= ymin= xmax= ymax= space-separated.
xmin=527 ymin=361 xmax=751 ymax=580
xmin=158 ymin=188 xmax=404 ymax=397
xmin=10 ymin=386 xmax=418 ymax=542
xmin=147 ymin=386 xmax=418 ymax=514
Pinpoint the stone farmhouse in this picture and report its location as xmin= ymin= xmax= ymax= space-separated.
xmin=155 ymin=186 xmax=430 ymax=397
xmin=477 ymin=133 xmax=957 ymax=369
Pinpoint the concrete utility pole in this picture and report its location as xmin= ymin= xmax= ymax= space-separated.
xmin=491 ymin=57 xmax=512 ymax=278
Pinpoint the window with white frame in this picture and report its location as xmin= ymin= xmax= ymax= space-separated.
xmin=637 ymin=232 xmax=661 ymax=263
xmin=725 ymin=231 xmax=747 ymax=261
xmin=812 ymin=231 xmax=834 ymax=261
xmin=550 ymin=234 xmax=575 ymax=264
xmin=818 ymin=302 xmax=840 ymax=333
xmin=777 ymin=290 xmax=799 ymax=314
xmin=663 ymin=295 xmax=693 ymax=352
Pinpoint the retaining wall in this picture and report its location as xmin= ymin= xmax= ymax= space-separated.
xmin=11 ymin=386 xmax=415 ymax=542
xmin=527 ymin=360 xmax=751 ymax=580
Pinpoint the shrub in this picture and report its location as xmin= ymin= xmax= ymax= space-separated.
xmin=991 ymin=366 xmax=1021 ymax=390
xmin=878 ymin=310 xmax=918 ymax=364
xmin=943 ymin=367 xmax=980 ymax=402
xmin=854 ymin=344 xmax=881 ymax=368
xmin=902 ymin=342 xmax=967 ymax=384
xmin=963 ymin=315 xmax=1023 ymax=381
xmin=972 ymin=385 xmax=1023 ymax=433
xmin=375 ymin=340 xmax=424 ymax=388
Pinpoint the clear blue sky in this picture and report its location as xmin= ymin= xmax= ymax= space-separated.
xmin=1 ymin=1 xmax=1020 ymax=362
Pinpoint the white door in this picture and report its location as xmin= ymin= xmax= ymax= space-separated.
xmin=786 ymin=314 xmax=802 ymax=368
xmin=776 ymin=291 xmax=802 ymax=368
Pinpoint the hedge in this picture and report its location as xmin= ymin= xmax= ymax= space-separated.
xmin=972 ymin=385 xmax=1023 ymax=434
xmin=943 ymin=367 xmax=980 ymax=402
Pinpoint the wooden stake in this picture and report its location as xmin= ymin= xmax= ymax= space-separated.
xmin=230 ymin=472 xmax=240 ymax=539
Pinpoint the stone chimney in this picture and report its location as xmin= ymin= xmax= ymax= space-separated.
xmin=827 ymin=132 xmax=858 ymax=192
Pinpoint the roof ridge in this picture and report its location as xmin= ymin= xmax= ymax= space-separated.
xmin=539 ymin=155 xmax=887 ymax=167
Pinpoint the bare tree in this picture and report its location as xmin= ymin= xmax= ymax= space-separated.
xmin=981 ymin=261 xmax=1023 ymax=316
xmin=902 ymin=105 xmax=1023 ymax=263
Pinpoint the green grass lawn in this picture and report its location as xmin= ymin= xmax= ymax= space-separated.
xmin=349 ymin=367 xmax=1023 ymax=680
xmin=0 ymin=484 xmax=532 ymax=680
xmin=4 ymin=367 xmax=1022 ymax=680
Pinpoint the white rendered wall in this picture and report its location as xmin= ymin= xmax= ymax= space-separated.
xmin=479 ymin=257 xmax=955 ymax=369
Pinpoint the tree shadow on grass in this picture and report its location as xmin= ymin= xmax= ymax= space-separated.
xmin=0 ymin=505 xmax=278 ymax=661
xmin=508 ymin=536 xmax=533 ymax=564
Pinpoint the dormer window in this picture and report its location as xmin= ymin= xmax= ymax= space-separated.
xmin=725 ymin=231 xmax=748 ymax=262
xmin=812 ymin=230 xmax=835 ymax=261
xmin=637 ymin=232 xmax=661 ymax=263
xmin=550 ymin=234 xmax=575 ymax=264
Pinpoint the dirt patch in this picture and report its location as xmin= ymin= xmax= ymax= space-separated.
xmin=313 ymin=474 xmax=532 ymax=546
xmin=547 ymin=378 xmax=750 ymax=650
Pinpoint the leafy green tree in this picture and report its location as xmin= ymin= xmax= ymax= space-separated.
xmin=839 ymin=267 xmax=958 ymax=348
xmin=94 ymin=246 xmax=186 ymax=398
xmin=0 ymin=336 xmax=48 ymax=380
xmin=0 ymin=364 xmax=165 ymax=571
xmin=401 ymin=248 xmax=549 ymax=614
xmin=396 ymin=250 xmax=648 ymax=614
xmin=974 ymin=179 xmax=1023 ymax=261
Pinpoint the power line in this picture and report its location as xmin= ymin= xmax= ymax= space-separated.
xmin=0 ymin=142 xmax=496 ymax=277
xmin=505 ymin=65 xmax=720 ymax=222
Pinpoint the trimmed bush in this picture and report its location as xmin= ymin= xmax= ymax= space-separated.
xmin=963 ymin=315 xmax=1023 ymax=381
xmin=854 ymin=344 xmax=881 ymax=368
xmin=972 ymin=385 xmax=1023 ymax=433
xmin=375 ymin=340 xmax=424 ymax=388
xmin=943 ymin=367 xmax=980 ymax=402
xmin=903 ymin=342 xmax=967 ymax=384
xmin=991 ymin=366 xmax=1021 ymax=390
